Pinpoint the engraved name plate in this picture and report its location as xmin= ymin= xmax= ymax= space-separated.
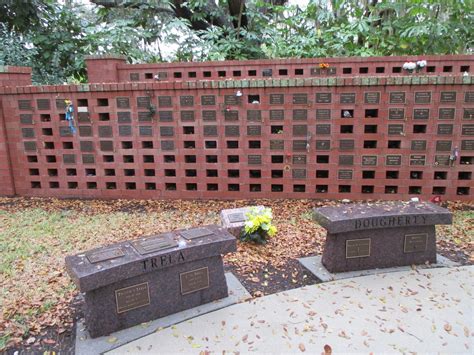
xmin=316 ymin=93 xmax=332 ymax=103
xmin=339 ymin=139 xmax=354 ymax=150
xmin=362 ymin=156 xmax=377 ymax=166
xmin=201 ymin=95 xmax=215 ymax=105
xmin=338 ymin=169 xmax=353 ymax=180
xmin=440 ymin=91 xmax=456 ymax=103
xmin=293 ymin=109 xmax=307 ymax=120
xmin=37 ymin=99 xmax=50 ymax=110
xmin=116 ymin=97 xmax=130 ymax=109
xmin=293 ymin=93 xmax=308 ymax=104
xmin=389 ymin=92 xmax=405 ymax=104
xmin=117 ymin=111 xmax=131 ymax=123
xmin=315 ymin=140 xmax=330 ymax=150
xmin=18 ymin=100 xmax=32 ymax=110
xmin=225 ymin=125 xmax=240 ymax=136
xmin=411 ymin=140 xmax=426 ymax=151
xmin=293 ymin=125 xmax=307 ymax=136
xmin=463 ymin=109 xmax=474 ymax=120
xmin=181 ymin=111 xmax=195 ymax=122
xmin=180 ymin=227 xmax=214 ymax=240
xmin=465 ymin=92 xmax=474 ymax=103
xmin=413 ymin=109 xmax=429 ymax=120
xmin=224 ymin=95 xmax=240 ymax=105
xmin=137 ymin=96 xmax=151 ymax=108
xmin=247 ymin=125 xmax=261 ymax=136
xmin=115 ymin=282 xmax=150 ymax=314
xmin=340 ymin=93 xmax=355 ymax=104
xmin=346 ymin=239 xmax=371 ymax=258
xmin=404 ymin=234 xmax=427 ymax=253
xmin=270 ymin=94 xmax=284 ymax=105
xmin=437 ymin=124 xmax=453 ymax=135
xmin=270 ymin=140 xmax=284 ymax=150
xmin=316 ymin=109 xmax=331 ymax=120
xmin=339 ymin=155 xmax=354 ymax=166
xmin=224 ymin=110 xmax=239 ymax=121
xmin=292 ymin=168 xmax=306 ymax=179
xmin=270 ymin=109 xmax=284 ymax=120
xmin=292 ymin=155 xmax=307 ymax=165
xmin=293 ymin=140 xmax=307 ymax=151
xmin=248 ymin=155 xmax=262 ymax=165
xmin=316 ymin=124 xmax=331 ymax=135
xmin=461 ymin=140 xmax=474 ymax=150
xmin=438 ymin=108 xmax=455 ymax=120
xmin=180 ymin=95 xmax=194 ymax=106
xmin=389 ymin=108 xmax=405 ymax=120
xmin=462 ymin=124 xmax=474 ymax=135
xmin=435 ymin=155 xmax=450 ymax=166
xmin=86 ymin=247 xmax=125 ymax=264
xmin=436 ymin=141 xmax=452 ymax=152
xmin=159 ymin=111 xmax=173 ymax=122
xmin=414 ymin=92 xmax=431 ymax=104
xmin=180 ymin=267 xmax=209 ymax=295
xmin=130 ymin=73 xmax=139 ymax=81
xmin=388 ymin=124 xmax=404 ymax=135
xmin=158 ymin=96 xmax=172 ymax=107
xmin=131 ymin=235 xmax=178 ymax=255
xmin=410 ymin=154 xmax=426 ymax=166
xmin=386 ymin=155 xmax=402 ymax=166
xmin=202 ymin=110 xmax=216 ymax=121
xmin=203 ymin=125 xmax=218 ymax=136
xmin=228 ymin=212 xmax=245 ymax=223
xmin=364 ymin=92 xmax=380 ymax=104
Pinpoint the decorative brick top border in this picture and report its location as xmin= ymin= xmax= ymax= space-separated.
xmin=1 ymin=74 xmax=472 ymax=95
xmin=0 ymin=66 xmax=32 ymax=74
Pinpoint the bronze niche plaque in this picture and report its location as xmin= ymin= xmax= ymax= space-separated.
xmin=414 ymin=92 xmax=431 ymax=104
xmin=389 ymin=92 xmax=406 ymax=104
xmin=248 ymin=155 xmax=262 ymax=165
xmin=37 ymin=99 xmax=51 ymax=110
xmin=180 ymin=227 xmax=214 ymax=240
xmin=340 ymin=93 xmax=355 ymax=104
xmin=228 ymin=212 xmax=245 ymax=223
xmin=315 ymin=109 xmax=331 ymax=120
xmin=201 ymin=95 xmax=215 ymax=106
xmin=461 ymin=140 xmax=474 ymax=151
xmin=292 ymin=140 xmax=307 ymax=151
xmin=180 ymin=267 xmax=210 ymax=295
xmin=316 ymin=93 xmax=332 ymax=103
xmin=98 ymin=126 xmax=113 ymax=137
xmin=440 ymin=91 xmax=456 ymax=103
xmin=438 ymin=108 xmax=455 ymax=120
xmin=203 ymin=125 xmax=218 ymax=136
xmin=362 ymin=156 xmax=377 ymax=166
xmin=293 ymin=109 xmax=307 ymax=120
xmin=389 ymin=108 xmax=405 ymax=120
xmin=316 ymin=124 xmax=331 ymax=135
xmin=86 ymin=247 xmax=125 ymax=264
xmin=115 ymin=282 xmax=150 ymax=314
xmin=138 ymin=111 xmax=152 ymax=122
xmin=224 ymin=95 xmax=240 ymax=105
xmin=158 ymin=96 xmax=172 ymax=107
xmin=180 ymin=95 xmax=194 ymax=107
xmin=410 ymin=154 xmax=426 ymax=166
xmin=224 ymin=110 xmax=239 ymax=121
xmin=20 ymin=114 xmax=33 ymax=124
xmin=339 ymin=155 xmax=354 ymax=166
xmin=388 ymin=124 xmax=404 ymax=135
xmin=117 ymin=111 xmax=131 ymax=123
xmin=293 ymin=125 xmax=308 ymax=136
xmin=130 ymin=73 xmax=139 ymax=81
xmin=247 ymin=110 xmax=262 ymax=121
xmin=435 ymin=155 xmax=450 ymax=166
xmin=159 ymin=111 xmax=173 ymax=122
xmin=136 ymin=126 xmax=151 ymax=136
xmin=463 ymin=108 xmax=474 ymax=120
xmin=131 ymin=235 xmax=178 ymax=255
xmin=338 ymin=169 xmax=353 ymax=180
xmin=181 ymin=111 xmax=195 ymax=122
xmin=339 ymin=139 xmax=354 ymax=151
xmin=292 ymin=169 xmax=306 ymax=179
xmin=364 ymin=92 xmax=380 ymax=104
xmin=436 ymin=141 xmax=452 ymax=152
xmin=464 ymin=92 xmax=474 ymax=103
xmin=270 ymin=140 xmax=284 ymax=150
xmin=346 ymin=238 xmax=371 ymax=259
xmin=202 ymin=110 xmax=217 ymax=121
xmin=293 ymin=93 xmax=308 ymax=105
xmin=413 ymin=108 xmax=429 ymax=120
xmin=116 ymin=97 xmax=130 ymax=109
xmin=315 ymin=140 xmax=330 ymax=150
xmin=137 ymin=96 xmax=151 ymax=108
xmin=386 ymin=155 xmax=402 ymax=166
xmin=119 ymin=125 xmax=132 ymax=136
xmin=411 ymin=140 xmax=427 ymax=151
xmin=437 ymin=124 xmax=453 ymax=135
xmin=270 ymin=109 xmax=284 ymax=121
xmin=18 ymin=100 xmax=32 ymax=110
xmin=270 ymin=94 xmax=284 ymax=105
xmin=404 ymin=234 xmax=428 ymax=253
xmin=462 ymin=124 xmax=474 ymax=135
xmin=225 ymin=125 xmax=240 ymax=136
xmin=247 ymin=125 xmax=262 ymax=136
xmin=292 ymin=155 xmax=307 ymax=165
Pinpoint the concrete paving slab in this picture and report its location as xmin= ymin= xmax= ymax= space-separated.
xmin=299 ymin=254 xmax=460 ymax=282
xmin=110 ymin=266 xmax=473 ymax=354
xmin=75 ymin=273 xmax=250 ymax=355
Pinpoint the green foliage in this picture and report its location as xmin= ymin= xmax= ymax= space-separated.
xmin=240 ymin=207 xmax=277 ymax=244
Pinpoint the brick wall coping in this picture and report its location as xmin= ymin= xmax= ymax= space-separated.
xmin=84 ymin=54 xmax=127 ymax=60
xmin=0 ymin=74 xmax=472 ymax=95
xmin=114 ymin=54 xmax=473 ymax=70
xmin=0 ymin=66 xmax=32 ymax=74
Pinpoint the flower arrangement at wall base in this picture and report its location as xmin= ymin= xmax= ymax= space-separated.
xmin=240 ymin=207 xmax=277 ymax=244
xmin=402 ymin=60 xmax=427 ymax=74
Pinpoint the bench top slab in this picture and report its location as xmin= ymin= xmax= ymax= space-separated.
xmin=65 ymin=225 xmax=236 ymax=293
xmin=313 ymin=201 xmax=452 ymax=234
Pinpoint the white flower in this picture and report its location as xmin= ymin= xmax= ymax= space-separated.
xmin=416 ymin=60 xmax=427 ymax=68
xmin=403 ymin=62 xmax=416 ymax=70
xmin=245 ymin=220 xmax=254 ymax=229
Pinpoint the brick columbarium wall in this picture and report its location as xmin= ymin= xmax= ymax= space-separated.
xmin=0 ymin=55 xmax=472 ymax=200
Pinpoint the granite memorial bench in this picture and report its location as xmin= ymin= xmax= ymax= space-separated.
xmin=313 ymin=201 xmax=452 ymax=273
xmin=65 ymin=225 xmax=236 ymax=338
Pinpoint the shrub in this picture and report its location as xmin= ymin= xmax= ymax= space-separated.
xmin=240 ymin=207 xmax=277 ymax=244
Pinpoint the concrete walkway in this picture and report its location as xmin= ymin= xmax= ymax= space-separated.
xmin=110 ymin=266 xmax=473 ymax=354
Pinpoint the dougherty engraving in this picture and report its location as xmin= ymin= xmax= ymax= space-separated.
xmin=115 ymin=282 xmax=150 ymax=314
xmin=355 ymin=215 xmax=427 ymax=230
xmin=404 ymin=234 xmax=428 ymax=253
xmin=180 ymin=267 xmax=210 ymax=295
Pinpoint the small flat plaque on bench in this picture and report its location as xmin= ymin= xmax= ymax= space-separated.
xmin=180 ymin=227 xmax=214 ymax=240
xmin=115 ymin=282 xmax=150 ymax=314
xmin=180 ymin=267 xmax=210 ymax=295
xmin=131 ymin=235 xmax=178 ymax=255
xmin=346 ymin=238 xmax=371 ymax=259
xmin=404 ymin=234 xmax=427 ymax=253
xmin=86 ymin=247 xmax=125 ymax=264
xmin=228 ymin=213 xmax=246 ymax=223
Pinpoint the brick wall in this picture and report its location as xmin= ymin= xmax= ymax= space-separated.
xmin=0 ymin=55 xmax=473 ymax=200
